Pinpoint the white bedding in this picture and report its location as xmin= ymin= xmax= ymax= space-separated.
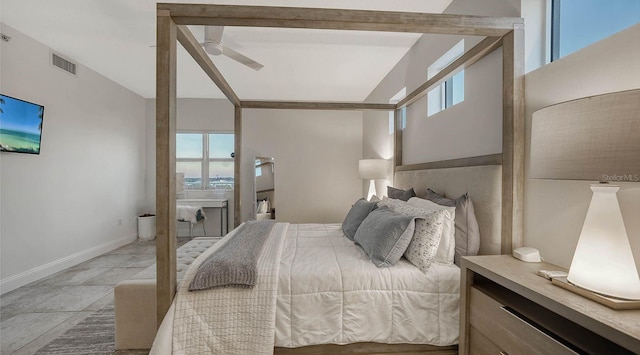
xmin=275 ymin=224 xmax=460 ymax=347
xmin=171 ymin=222 xmax=288 ymax=355
xmin=151 ymin=223 xmax=460 ymax=354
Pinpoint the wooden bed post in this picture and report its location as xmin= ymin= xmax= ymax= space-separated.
xmin=153 ymin=6 xmax=526 ymax=348
xmin=234 ymin=105 xmax=242 ymax=228
xmin=394 ymin=108 xmax=402 ymax=173
xmin=501 ymin=24 xmax=525 ymax=254
xmin=155 ymin=9 xmax=178 ymax=325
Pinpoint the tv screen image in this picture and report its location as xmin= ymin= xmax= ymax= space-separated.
xmin=0 ymin=94 xmax=44 ymax=155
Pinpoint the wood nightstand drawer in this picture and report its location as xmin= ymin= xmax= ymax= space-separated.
xmin=460 ymin=256 xmax=640 ymax=355
xmin=469 ymin=286 xmax=577 ymax=355
xmin=469 ymin=325 xmax=502 ymax=355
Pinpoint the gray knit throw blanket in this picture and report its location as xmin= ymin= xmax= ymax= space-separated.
xmin=189 ymin=220 xmax=276 ymax=291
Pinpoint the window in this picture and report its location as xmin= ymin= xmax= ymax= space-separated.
xmin=427 ymin=40 xmax=465 ymax=117
xmin=551 ymin=0 xmax=640 ymax=61
xmin=388 ymin=87 xmax=407 ymax=134
xmin=176 ymin=132 xmax=234 ymax=189
xmin=255 ymin=159 xmax=263 ymax=177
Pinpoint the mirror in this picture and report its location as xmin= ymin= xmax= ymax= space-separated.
xmin=254 ymin=157 xmax=275 ymax=220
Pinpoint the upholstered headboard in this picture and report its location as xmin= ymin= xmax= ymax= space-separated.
xmin=394 ymin=165 xmax=502 ymax=255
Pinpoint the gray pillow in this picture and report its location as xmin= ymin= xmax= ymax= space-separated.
xmin=342 ymin=198 xmax=379 ymax=240
xmin=426 ymin=188 xmax=480 ymax=265
xmin=387 ymin=186 xmax=416 ymax=201
xmin=353 ymin=206 xmax=416 ymax=267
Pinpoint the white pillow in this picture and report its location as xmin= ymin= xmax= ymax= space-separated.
xmin=407 ymin=197 xmax=456 ymax=264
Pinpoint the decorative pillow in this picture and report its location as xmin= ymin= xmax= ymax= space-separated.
xmin=378 ymin=196 xmax=406 ymax=209
xmin=406 ymin=197 xmax=456 ymax=264
xmin=387 ymin=186 xmax=416 ymax=201
xmin=379 ymin=198 xmax=448 ymax=270
xmin=403 ymin=210 xmax=446 ymax=273
xmin=426 ymin=189 xmax=480 ymax=265
xmin=353 ymin=206 xmax=416 ymax=267
xmin=342 ymin=198 xmax=379 ymax=241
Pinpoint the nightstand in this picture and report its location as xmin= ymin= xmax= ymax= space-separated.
xmin=459 ymin=255 xmax=640 ymax=354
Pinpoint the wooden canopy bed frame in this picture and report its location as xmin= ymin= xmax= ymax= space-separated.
xmin=155 ymin=3 xmax=524 ymax=353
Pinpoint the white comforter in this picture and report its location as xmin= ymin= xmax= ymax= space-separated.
xmin=275 ymin=224 xmax=461 ymax=347
xmin=152 ymin=223 xmax=460 ymax=354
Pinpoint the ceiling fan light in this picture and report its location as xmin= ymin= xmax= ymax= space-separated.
xmin=204 ymin=42 xmax=223 ymax=56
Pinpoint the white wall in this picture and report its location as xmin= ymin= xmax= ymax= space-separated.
xmin=242 ymin=109 xmax=363 ymax=223
xmin=363 ymin=0 xmax=520 ymax=191
xmin=145 ymin=101 xmax=362 ymax=229
xmin=521 ymin=0 xmax=549 ymax=73
xmin=144 ymin=98 xmax=235 ymax=236
xmin=524 ymin=24 xmax=640 ymax=269
xmin=362 ymin=0 xmax=640 ymax=270
xmin=0 ymin=24 xmax=147 ymax=293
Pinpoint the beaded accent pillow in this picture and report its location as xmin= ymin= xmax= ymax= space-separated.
xmin=403 ymin=209 xmax=445 ymax=273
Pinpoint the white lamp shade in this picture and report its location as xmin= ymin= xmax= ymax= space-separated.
xmin=358 ymin=159 xmax=388 ymax=180
xmin=567 ymin=185 xmax=640 ymax=300
xmin=530 ymin=89 xmax=640 ymax=181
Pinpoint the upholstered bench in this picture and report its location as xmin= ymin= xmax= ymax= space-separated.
xmin=114 ymin=237 xmax=218 ymax=350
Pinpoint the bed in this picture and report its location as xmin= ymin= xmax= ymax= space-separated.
xmin=149 ymin=162 xmax=504 ymax=354
xmin=152 ymin=3 xmax=524 ymax=354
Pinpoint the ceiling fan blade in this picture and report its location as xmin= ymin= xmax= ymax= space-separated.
xmin=222 ymin=45 xmax=264 ymax=71
xmin=204 ymin=26 xmax=224 ymax=44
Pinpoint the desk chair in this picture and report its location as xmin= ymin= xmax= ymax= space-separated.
xmin=177 ymin=206 xmax=206 ymax=239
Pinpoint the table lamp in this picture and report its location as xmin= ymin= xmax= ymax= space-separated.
xmin=359 ymin=159 xmax=388 ymax=201
xmin=530 ymin=89 xmax=640 ymax=305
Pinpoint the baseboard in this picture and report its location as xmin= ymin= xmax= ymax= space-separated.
xmin=0 ymin=234 xmax=137 ymax=295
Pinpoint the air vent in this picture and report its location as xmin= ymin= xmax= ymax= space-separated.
xmin=51 ymin=52 xmax=77 ymax=76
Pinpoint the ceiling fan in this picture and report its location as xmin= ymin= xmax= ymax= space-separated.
xmin=202 ymin=26 xmax=263 ymax=71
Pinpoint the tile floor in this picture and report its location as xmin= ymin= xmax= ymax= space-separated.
xmin=0 ymin=238 xmax=189 ymax=354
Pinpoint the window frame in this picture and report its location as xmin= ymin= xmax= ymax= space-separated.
xmin=388 ymin=87 xmax=407 ymax=134
xmin=427 ymin=40 xmax=465 ymax=117
xmin=176 ymin=130 xmax=234 ymax=190
xmin=549 ymin=0 xmax=640 ymax=62
xmin=550 ymin=0 xmax=562 ymax=62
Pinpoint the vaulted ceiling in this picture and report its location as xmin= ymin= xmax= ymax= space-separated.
xmin=1 ymin=0 xmax=453 ymax=101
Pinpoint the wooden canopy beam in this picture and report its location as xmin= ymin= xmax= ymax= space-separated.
xmin=396 ymin=154 xmax=502 ymax=172
xmin=234 ymin=105 xmax=242 ymax=228
xmin=159 ymin=3 xmax=522 ymax=37
xmin=501 ymin=25 xmax=525 ymax=254
xmin=396 ymin=36 xmax=502 ymax=109
xmin=155 ymin=9 xmax=178 ymax=326
xmin=176 ymin=25 xmax=240 ymax=106
xmin=155 ymin=3 xmax=526 ymax=331
xmin=241 ymin=101 xmax=395 ymax=111
xmin=393 ymin=109 xmax=402 ymax=170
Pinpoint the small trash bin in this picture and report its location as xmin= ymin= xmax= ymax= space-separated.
xmin=137 ymin=214 xmax=156 ymax=241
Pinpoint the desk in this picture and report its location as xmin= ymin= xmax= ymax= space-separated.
xmin=177 ymin=199 xmax=228 ymax=236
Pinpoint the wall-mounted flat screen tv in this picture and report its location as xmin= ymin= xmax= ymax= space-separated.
xmin=0 ymin=94 xmax=45 ymax=155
